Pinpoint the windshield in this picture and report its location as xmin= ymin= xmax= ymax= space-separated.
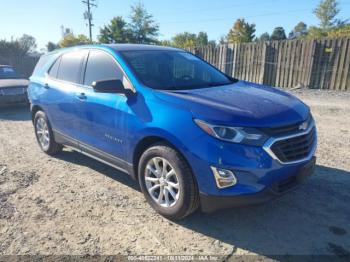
xmin=120 ymin=50 xmax=234 ymax=90
xmin=0 ymin=66 xmax=20 ymax=79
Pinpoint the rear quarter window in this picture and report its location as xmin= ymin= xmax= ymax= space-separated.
xmin=32 ymin=55 xmax=51 ymax=76
xmin=48 ymin=57 xmax=61 ymax=78
xmin=57 ymin=50 xmax=87 ymax=83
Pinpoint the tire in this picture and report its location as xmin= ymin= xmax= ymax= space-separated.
xmin=138 ymin=143 xmax=199 ymax=220
xmin=34 ymin=111 xmax=63 ymax=155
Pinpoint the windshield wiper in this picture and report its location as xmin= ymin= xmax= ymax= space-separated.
xmin=208 ymin=82 xmax=232 ymax=87
xmin=162 ymin=80 xmax=236 ymax=90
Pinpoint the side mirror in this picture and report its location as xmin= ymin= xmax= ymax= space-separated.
xmin=92 ymin=79 xmax=131 ymax=95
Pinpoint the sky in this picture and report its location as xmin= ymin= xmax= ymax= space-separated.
xmin=1 ymin=0 xmax=349 ymax=50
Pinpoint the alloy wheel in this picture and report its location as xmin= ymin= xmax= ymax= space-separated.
xmin=36 ymin=117 xmax=50 ymax=150
xmin=144 ymin=157 xmax=180 ymax=208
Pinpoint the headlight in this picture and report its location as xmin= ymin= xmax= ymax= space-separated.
xmin=194 ymin=119 xmax=268 ymax=146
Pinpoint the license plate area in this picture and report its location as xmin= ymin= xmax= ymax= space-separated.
xmin=297 ymin=157 xmax=316 ymax=182
xmin=271 ymin=157 xmax=316 ymax=194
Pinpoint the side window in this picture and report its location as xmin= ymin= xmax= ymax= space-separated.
xmin=57 ymin=51 xmax=85 ymax=83
xmin=33 ymin=54 xmax=50 ymax=75
xmin=48 ymin=57 xmax=61 ymax=78
xmin=84 ymin=50 xmax=124 ymax=86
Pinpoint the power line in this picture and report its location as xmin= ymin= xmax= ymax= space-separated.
xmin=160 ymin=3 xmax=350 ymax=25
xmin=82 ymin=0 xmax=97 ymax=42
xmin=158 ymin=0 xmax=282 ymax=15
xmin=161 ymin=8 xmax=313 ymax=24
xmin=160 ymin=0 xmax=348 ymax=16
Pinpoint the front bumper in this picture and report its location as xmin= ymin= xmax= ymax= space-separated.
xmin=200 ymin=156 xmax=316 ymax=212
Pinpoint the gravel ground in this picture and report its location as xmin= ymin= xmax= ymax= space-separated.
xmin=0 ymin=89 xmax=349 ymax=260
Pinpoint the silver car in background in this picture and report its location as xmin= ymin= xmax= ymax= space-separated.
xmin=0 ymin=65 xmax=29 ymax=107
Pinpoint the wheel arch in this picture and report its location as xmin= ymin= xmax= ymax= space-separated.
xmin=30 ymin=104 xmax=44 ymax=123
xmin=132 ymin=135 xmax=195 ymax=183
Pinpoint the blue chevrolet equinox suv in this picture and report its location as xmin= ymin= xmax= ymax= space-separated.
xmin=29 ymin=44 xmax=317 ymax=219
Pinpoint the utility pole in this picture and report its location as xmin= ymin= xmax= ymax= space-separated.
xmin=82 ymin=0 xmax=97 ymax=42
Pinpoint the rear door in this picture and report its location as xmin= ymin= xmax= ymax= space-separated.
xmin=44 ymin=49 xmax=88 ymax=143
xmin=73 ymin=49 xmax=133 ymax=168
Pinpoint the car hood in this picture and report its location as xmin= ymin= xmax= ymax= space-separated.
xmin=154 ymin=80 xmax=310 ymax=128
xmin=0 ymin=79 xmax=29 ymax=88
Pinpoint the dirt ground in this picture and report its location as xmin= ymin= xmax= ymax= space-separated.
xmin=0 ymin=89 xmax=349 ymax=260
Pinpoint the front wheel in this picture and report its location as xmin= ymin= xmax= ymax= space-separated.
xmin=34 ymin=111 xmax=62 ymax=155
xmin=138 ymin=143 xmax=199 ymax=220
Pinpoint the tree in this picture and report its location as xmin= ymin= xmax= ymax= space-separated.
xmin=294 ymin=22 xmax=308 ymax=36
xmin=0 ymin=35 xmax=37 ymax=71
xmin=196 ymin=31 xmax=209 ymax=46
xmin=128 ymin=2 xmax=159 ymax=44
xmin=289 ymin=22 xmax=308 ymax=39
xmin=158 ymin=39 xmax=173 ymax=46
xmin=46 ymin=42 xmax=59 ymax=52
xmin=169 ymin=32 xmax=212 ymax=48
xmin=0 ymin=34 xmax=37 ymax=59
xmin=304 ymin=0 xmax=348 ymax=39
xmin=257 ymin=32 xmax=270 ymax=41
xmin=219 ymin=35 xmax=227 ymax=44
xmin=208 ymin=40 xmax=217 ymax=47
xmin=18 ymin=34 xmax=37 ymax=53
xmin=227 ymin=19 xmax=256 ymax=43
xmin=328 ymin=24 xmax=350 ymax=37
xmin=271 ymin=27 xmax=287 ymax=40
xmin=58 ymin=33 xmax=90 ymax=48
xmin=314 ymin=0 xmax=340 ymax=30
xmin=98 ymin=16 xmax=133 ymax=44
xmin=306 ymin=26 xmax=328 ymax=39
xmin=0 ymin=40 xmax=21 ymax=58
xmin=172 ymin=32 xmax=197 ymax=48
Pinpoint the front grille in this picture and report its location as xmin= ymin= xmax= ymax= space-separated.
xmin=261 ymin=115 xmax=312 ymax=136
xmin=270 ymin=127 xmax=316 ymax=162
xmin=261 ymin=122 xmax=301 ymax=136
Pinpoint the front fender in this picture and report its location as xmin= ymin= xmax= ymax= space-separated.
xmin=128 ymin=127 xmax=192 ymax=163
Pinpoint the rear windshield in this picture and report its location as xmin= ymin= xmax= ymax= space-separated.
xmin=0 ymin=66 xmax=20 ymax=79
xmin=120 ymin=50 xmax=233 ymax=90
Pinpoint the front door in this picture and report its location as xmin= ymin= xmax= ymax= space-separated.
xmin=75 ymin=49 xmax=133 ymax=169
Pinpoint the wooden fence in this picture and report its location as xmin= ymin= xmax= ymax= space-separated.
xmin=189 ymin=37 xmax=350 ymax=91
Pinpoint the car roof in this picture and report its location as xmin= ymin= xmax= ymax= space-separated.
xmin=43 ymin=44 xmax=186 ymax=61
xmin=104 ymin=44 xmax=183 ymax=52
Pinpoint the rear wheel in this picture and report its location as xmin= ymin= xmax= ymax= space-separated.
xmin=34 ymin=111 xmax=62 ymax=155
xmin=138 ymin=143 xmax=199 ymax=220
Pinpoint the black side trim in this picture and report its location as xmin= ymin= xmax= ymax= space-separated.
xmin=78 ymin=141 xmax=130 ymax=172
xmin=52 ymin=129 xmax=135 ymax=179
xmin=53 ymin=129 xmax=78 ymax=148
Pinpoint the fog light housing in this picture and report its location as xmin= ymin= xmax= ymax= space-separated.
xmin=210 ymin=166 xmax=237 ymax=189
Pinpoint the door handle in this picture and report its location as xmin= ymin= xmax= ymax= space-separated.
xmin=76 ymin=93 xmax=87 ymax=100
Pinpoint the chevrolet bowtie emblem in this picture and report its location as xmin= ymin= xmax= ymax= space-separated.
xmin=299 ymin=121 xmax=308 ymax=130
